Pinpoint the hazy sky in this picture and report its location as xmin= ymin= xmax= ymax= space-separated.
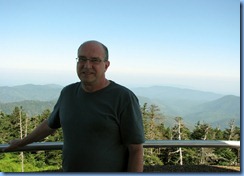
xmin=0 ymin=0 xmax=240 ymax=95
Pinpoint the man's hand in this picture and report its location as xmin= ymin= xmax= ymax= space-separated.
xmin=3 ymin=139 xmax=24 ymax=152
xmin=2 ymin=119 xmax=56 ymax=152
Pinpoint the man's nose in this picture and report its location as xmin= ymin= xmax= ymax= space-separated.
xmin=83 ymin=60 xmax=92 ymax=68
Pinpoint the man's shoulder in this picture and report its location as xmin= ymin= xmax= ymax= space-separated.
xmin=61 ymin=82 xmax=80 ymax=93
xmin=110 ymin=81 xmax=130 ymax=92
xmin=110 ymin=81 xmax=136 ymax=97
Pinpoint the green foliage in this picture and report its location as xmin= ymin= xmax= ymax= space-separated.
xmin=214 ymin=148 xmax=238 ymax=165
xmin=0 ymin=104 xmax=240 ymax=172
xmin=223 ymin=119 xmax=240 ymax=140
xmin=182 ymin=148 xmax=199 ymax=165
xmin=144 ymin=151 xmax=163 ymax=166
xmin=190 ymin=121 xmax=213 ymax=140
xmin=0 ymin=153 xmax=21 ymax=172
xmin=142 ymin=103 xmax=164 ymax=166
xmin=0 ymin=107 xmax=63 ymax=172
xmin=141 ymin=103 xmax=239 ymax=167
xmin=142 ymin=103 xmax=164 ymax=140
xmin=212 ymin=127 xmax=224 ymax=139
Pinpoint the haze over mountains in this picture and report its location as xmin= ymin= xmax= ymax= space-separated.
xmin=131 ymin=86 xmax=240 ymax=130
xmin=0 ymin=84 xmax=62 ymax=103
xmin=0 ymin=84 xmax=240 ymax=130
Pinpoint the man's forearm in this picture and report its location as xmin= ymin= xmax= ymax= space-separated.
xmin=5 ymin=119 xmax=56 ymax=151
xmin=127 ymin=144 xmax=144 ymax=172
xmin=22 ymin=119 xmax=56 ymax=144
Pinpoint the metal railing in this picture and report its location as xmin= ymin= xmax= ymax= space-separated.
xmin=0 ymin=140 xmax=240 ymax=172
xmin=0 ymin=140 xmax=240 ymax=153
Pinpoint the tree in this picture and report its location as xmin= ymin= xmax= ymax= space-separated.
xmin=214 ymin=119 xmax=240 ymax=166
xmin=141 ymin=103 xmax=164 ymax=166
xmin=165 ymin=117 xmax=191 ymax=165
xmin=18 ymin=106 xmax=25 ymax=172
xmin=223 ymin=119 xmax=240 ymax=141
xmin=27 ymin=109 xmax=63 ymax=170
xmin=212 ymin=126 xmax=224 ymax=140
xmin=213 ymin=148 xmax=238 ymax=166
xmin=142 ymin=103 xmax=163 ymax=140
xmin=1 ymin=103 xmax=240 ymax=171
xmin=190 ymin=121 xmax=215 ymax=165
xmin=0 ymin=107 xmax=63 ymax=172
xmin=0 ymin=111 xmax=9 ymax=143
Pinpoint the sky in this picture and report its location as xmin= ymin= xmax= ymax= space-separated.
xmin=0 ymin=0 xmax=240 ymax=96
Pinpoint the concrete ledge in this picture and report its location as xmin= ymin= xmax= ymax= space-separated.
xmin=143 ymin=165 xmax=240 ymax=172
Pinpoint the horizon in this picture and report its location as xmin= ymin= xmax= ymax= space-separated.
xmin=0 ymin=0 xmax=240 ymax=97
xmin=0 ymin=82 xmax=240 ymax=97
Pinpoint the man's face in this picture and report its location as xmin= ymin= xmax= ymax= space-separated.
xmin=76 ymin=42 xmax=110 ymax=85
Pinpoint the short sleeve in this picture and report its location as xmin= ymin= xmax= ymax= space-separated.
xmin=120 ymin=92 xmax=145 ymax=144
xmin=47 ymin=92 xmax=62 ymax=129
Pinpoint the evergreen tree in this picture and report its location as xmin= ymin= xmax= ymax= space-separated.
xmin=223 ymin=119 xmax=240 ymax=141
xmin=28 ymin=109 xmax=63 ymax=170
xmin=0 ymin=107 xmax=63 ymax=172
xmin=214 ymin=119 xmax=240 ymax=166
xmin=0 ymin=103 xmax=240 ymax=171
xmin=212 ymin=126 xmax=224 ymax=140
xmin=190 ymin=121 xmax=215 ymax=164
xmin=141 ymin=103 xmax=164 ymax=166
xmin=0 ymin=111 xmax=9 ymax=143
xmin=165 ymin=117 xmax=192 ymax=165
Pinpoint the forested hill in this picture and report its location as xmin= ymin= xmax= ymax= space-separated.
xmin=0 ymin=84 xmax=240 ymax=129
xmin=0 ymin=84 xmax=63 ymax=103
xmin=0 ymin=100 xmax=56 ymax=116
xmin=186 ymin=95 xmax=240 ymax=128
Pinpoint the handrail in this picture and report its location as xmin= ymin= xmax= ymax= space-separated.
xmin=0 ymin=140 xmax=240 ymax=153
xmin=144 ymin=140 xmax=240 ymax=148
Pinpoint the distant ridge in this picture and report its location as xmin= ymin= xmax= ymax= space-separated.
xmin=0 ymin=84 xmax=63 ymax=103
xmin=185 ymin=95 xmax=240 ymax=127
xmin=0 ymin=100 xmax=56 ymax=116
xmin=132 ymin=85 xmax=225 ymax=117
xmin=0 ymin=84 xmax=240 ymax=129
xmin=132 ymin=86 xmax=223 ymax=101
xmin=131 ymin=86 xmax=239 ymax=129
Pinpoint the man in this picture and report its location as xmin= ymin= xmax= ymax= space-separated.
xmin=5 ymin=40 xmax=145 ymax=172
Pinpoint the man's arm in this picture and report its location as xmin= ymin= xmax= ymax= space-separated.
xmin=127 ymin=144 xmax=144 ymax=172
xmin=4 ymin=119 xmax=56 ymax=151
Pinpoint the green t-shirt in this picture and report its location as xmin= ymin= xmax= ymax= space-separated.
xmin=48 ymin=81 xmax=145 ymax=172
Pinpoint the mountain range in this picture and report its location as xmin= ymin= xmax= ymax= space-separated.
xmin=0 ymin=84 xmax=240 ymax=130
xmin=0 ymin=84 xmax=62 ymax=103
xmin=131 ymin=86 xmax=240 ymax=130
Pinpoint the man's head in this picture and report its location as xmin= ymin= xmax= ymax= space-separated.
xmin=79 ymin=40 xmax=109 ymax=61
xmin=76 ymin=40 xmax=110 ymax=85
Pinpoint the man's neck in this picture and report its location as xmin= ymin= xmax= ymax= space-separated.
xmin=82 ymin=79 xmax=110 ymax=92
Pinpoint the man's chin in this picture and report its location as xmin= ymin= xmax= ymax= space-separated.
xmin=79 ymin=75 xmax=94 ymax=82
xmin=81 ymin=79 xmax=96 ymax=84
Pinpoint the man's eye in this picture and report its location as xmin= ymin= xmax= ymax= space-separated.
xmin=78 ymin=57 xmax=87 ymax=62
xmin=80 ymin=58 xmax=87 ymax=62
xmin=91 ymin=59 xmax=100 ymax=63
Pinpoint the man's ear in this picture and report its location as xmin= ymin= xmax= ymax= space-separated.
xmin=105 ymin=61 xmax=110 ymax=71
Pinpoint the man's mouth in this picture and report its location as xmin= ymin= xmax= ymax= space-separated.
xmin=82 ymin=71 xmax=94 ymax=76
